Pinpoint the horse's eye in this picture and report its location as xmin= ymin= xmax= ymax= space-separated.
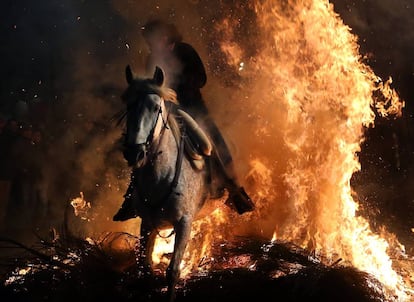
xmin=154 ymin=105 xmax=160 ymax=112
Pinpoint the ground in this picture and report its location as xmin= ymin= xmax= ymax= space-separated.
xmin=0 ymin=229 xmax=394 ymax=302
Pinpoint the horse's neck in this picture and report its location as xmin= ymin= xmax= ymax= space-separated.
xmin=137 ymin=122 xmax=177 ymax=206
xmin=141 ymin=102 xmax=184 ymax=196
xmin=150 ymin=120 xmax=178 ymax=172
xmin=149 ymin=100 xmax=176 ymax=155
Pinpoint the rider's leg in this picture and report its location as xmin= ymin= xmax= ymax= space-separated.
xmin=203 ymin=116 xmax=254 ymax=214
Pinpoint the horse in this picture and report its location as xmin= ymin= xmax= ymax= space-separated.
xmin=119 ymin=65 xmax=217 ymax=301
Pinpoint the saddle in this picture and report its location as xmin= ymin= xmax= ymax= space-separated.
xmin=169 ymin=108 xmax=212 ymax=170
xmin=167 ymin=105 xmax=246 ymax=205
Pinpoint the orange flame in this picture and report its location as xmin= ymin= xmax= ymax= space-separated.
xmin=206 ymin=0 xmax=411 ymax=300
xmin=151 ymin=207 xmax=228 ymax=277
xmin=102 ymin=1 xmax=414 ymax=300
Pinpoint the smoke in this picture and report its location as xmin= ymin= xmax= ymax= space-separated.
xmin=0 ymin=1 xmax=138 ymax=237
xmin=0 ymin=0 xmax=235 ymax=237
xmin=1 ymin=1 xmax=413 ymax=296
xmin=1 ymin=1 xmax=412 ymax=261
xmin=41 ymin=1 xmax=141 ymax=236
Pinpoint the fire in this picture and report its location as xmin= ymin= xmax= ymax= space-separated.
xmin=151 ymin=207 xmax=229 ymax=277
xmin=70 ymin=192 xmax=91 ymax=220
xmin=152 ymin=228 xmax=175 ymax=268
xmin=206 ymin=0 xmax=412 ymax=300
xmin=73 ymin=1 xmax=412 ymax=299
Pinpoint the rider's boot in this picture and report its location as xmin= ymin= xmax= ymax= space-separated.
xmin=192 ymin=115 xmax=255 ymax=214
xmin=113 ymin=182 xmax=138 ymax=221
xmin=224 ymin=182 xmax=255 ymax=214
xmin=219 ymin=161 xmax=254 ymax=214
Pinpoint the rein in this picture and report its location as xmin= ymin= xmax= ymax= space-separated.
xmin=146 ymin=105 xmax=169 ymax=159
xmin=135 ymin=99 xmax=186 ymax=204
xmin=166 ymin=102 xmax=186 ymax=191
xmin=134 ymin=100 xmax=186 ymax=239
xmin=151 ymin=101 xmax=184 ymax=241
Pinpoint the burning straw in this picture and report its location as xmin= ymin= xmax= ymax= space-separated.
xmin=0 ymin=231 xmax=393 ymax=302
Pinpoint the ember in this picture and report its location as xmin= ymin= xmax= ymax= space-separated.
xmin=70 ymin=192 xmax=91 ymax=221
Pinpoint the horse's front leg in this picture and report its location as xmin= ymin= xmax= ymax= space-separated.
xmin=137 ymin=222 xmax=157 ymax=277
xmin=166 ymin=215 xmax=192 ymax=302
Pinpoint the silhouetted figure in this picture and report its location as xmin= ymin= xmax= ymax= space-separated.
xmin=113 ymin=19 xmax=254 ymax=221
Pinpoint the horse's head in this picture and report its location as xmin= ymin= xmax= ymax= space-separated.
xmin=121 ymin=65 xmax=170 ymax=168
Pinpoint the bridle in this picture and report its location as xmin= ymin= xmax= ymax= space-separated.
xmin=145 ymin=97 xmax=171 ymax=162
xmin=124 ymin=93 xmax=171 ymax=167
xmin=141 ymin=97 xmax=169 ymax=148
xmin=121 ymin=88 xmax=188 ymax=215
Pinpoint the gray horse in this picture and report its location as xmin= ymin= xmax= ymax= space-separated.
xmin=120 ymin=65 xmax=217 ymax=301
xmin=118 ymin=64 xmax=255 ymax=300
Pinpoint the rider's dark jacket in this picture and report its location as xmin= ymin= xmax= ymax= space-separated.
xmin=146 ymin=42 xmax=208 ymax=118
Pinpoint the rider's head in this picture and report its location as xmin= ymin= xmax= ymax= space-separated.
xmin=142 ymin=19 xmax=182 ymax=55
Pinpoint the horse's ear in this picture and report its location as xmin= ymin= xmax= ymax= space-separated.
xmin=125 ymin=65 xmax=134 ymax=84
xmin=153 ymin=66 xmax=164 ymax=86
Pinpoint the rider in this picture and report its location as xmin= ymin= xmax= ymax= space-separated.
xmin=113 ymin=19 xmax=254 ymax=221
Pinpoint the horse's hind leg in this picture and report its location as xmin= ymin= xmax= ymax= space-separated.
xmin=166 ymin=216 xmax=192 ymax=302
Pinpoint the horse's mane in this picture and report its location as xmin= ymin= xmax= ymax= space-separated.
xmin=134 ymin=77 xmax=178 ymax=104
xmin=112 ymin=78 xmax=178 ymax=126
xmin=149 ymin=83 xmax=178 ymax=104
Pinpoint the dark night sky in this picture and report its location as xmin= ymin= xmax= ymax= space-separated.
xmin=0 ymin=1 xmax=129 ymax=113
